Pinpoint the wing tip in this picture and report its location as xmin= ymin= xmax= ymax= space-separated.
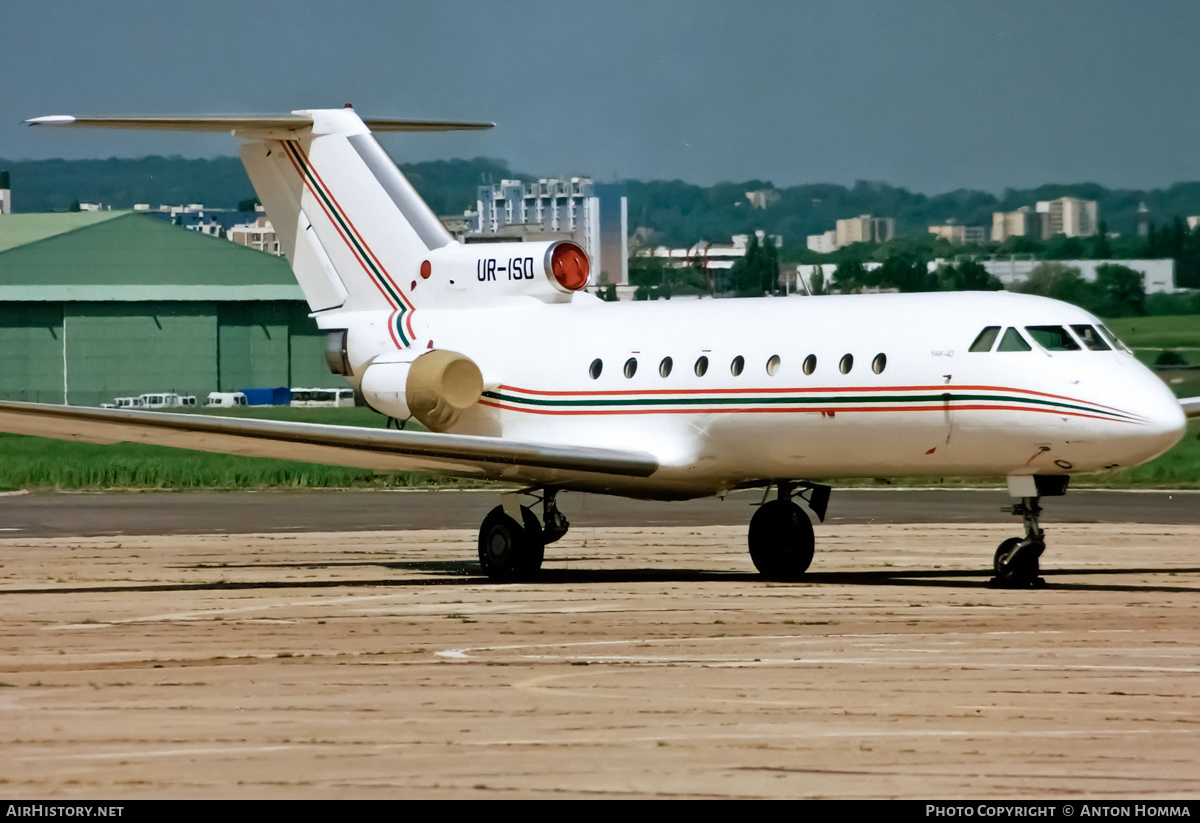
xmin=24 ymin=115 xmax=76 ymax=127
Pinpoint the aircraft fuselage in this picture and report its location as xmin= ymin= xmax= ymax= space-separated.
xmin=345 ymin=289 xmax=1186 ymax=499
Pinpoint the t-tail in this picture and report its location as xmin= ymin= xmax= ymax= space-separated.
xmin=26 ymin=108 xmax=595 ymax=352
xmin=242 ymin=108 xmax=461 ymax=347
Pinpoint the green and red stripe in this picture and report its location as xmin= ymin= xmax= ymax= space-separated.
xmin=480 ymin=383 xmax=1143 ymax=424
xmin=281 ymin=140 xmax=414 ymax=347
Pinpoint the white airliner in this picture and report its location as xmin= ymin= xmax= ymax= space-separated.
xmin=3 ymin=107 xmax=1195 ymax=587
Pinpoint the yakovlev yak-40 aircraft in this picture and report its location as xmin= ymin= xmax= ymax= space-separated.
xmin=3 ymin=108 xmax=1196 ymax=587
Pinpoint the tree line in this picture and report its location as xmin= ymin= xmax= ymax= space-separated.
xmin=0 ymin=155 xmax=514 ymax=216
xmin=11 ymin=155 xmax=1200 ymax=253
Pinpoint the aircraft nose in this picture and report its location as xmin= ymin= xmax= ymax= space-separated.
xmin=1124 ymin=374 xmax=1188 ymax=464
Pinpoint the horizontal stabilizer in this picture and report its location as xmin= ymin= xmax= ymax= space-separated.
xmin=24 ymin=115 xmax=494 ymax=134
xmin=0 ymin=402 xmax=658 ymax=481
xmin=1181 ymin=396 xmax=1200 ymax=419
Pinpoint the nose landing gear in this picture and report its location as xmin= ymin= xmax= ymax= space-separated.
xmin=990 ymin=497 xmax=1046 ymax=588
xmin=990 ymin=475 xmax=1068 ymax=589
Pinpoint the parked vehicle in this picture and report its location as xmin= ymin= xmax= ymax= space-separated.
xmin=290 ymin=387 xmax=356 ymax=408
xmin=112 ymin=396 xmax=146 ymax=409
xmin=139 ymin=393 xmax=187 ymax=410
xmin=204 ymin=392 xmax=248 ymax=408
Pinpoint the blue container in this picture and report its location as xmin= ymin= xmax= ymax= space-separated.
xmin=240 ymin=387 xmax=292 ymax=406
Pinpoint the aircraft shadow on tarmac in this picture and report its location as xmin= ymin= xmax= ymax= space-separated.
xmin=10 ymin=562 xmax=1199 ymax=596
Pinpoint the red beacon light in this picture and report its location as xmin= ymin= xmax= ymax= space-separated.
xmin=549 ymin=242 xmax=590 ymax=291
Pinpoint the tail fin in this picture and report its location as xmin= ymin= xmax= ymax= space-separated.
xmin=26 ymin=110 xmax=494 ymax=348
xmin=240 ymin=109 xmax=458 ymax=345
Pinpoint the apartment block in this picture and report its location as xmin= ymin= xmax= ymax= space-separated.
xmin=835 ymin=214 xmax=894 ymax=247
xmin=1036 ymin=197 xmax=1098 ymax=238
xmin=929 ymin=223 xmax=987 ymax=245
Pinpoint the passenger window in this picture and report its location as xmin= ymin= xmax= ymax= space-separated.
xmin=996 ymin=327 xmax=1031 ymax=352
xmin=1026 ymin=326 xmax=1081 ymax=351
xmin=872 ymin=353 xmax=886 ymax=374
xmin=589 ymin=358 xmax=603 ymax=379
xmin=1071 ymin=325 xmax=1110 ymax=351
xmin=731 ymin=355 xmax=744 ymax=376
xmin=659 ymin=356 xmax=673 ymax=378
xmin=624 ymin=358 xmax=637 ymax=378
xmin=802 ymin=354 xmax=817 ymax=375
xmin=969 ymin=327 xmax=1000 ymax=352
xmin=839 ymin=354 xmax=854 ymax=374
xmin=766 ymin=355 xmax=780 ymax=376
xmin=694 ymin=356 xmax=709 ymax=377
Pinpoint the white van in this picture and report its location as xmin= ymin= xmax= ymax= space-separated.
xmin=139 ymin=393 xmax=184 ymax=410
xmin=113 ymin=396 xmax=146 ymax=410
xmin=290 ymin=387 xmax=356 ymax=408
xmin=204 ymin=391 xmax=248 ymax=408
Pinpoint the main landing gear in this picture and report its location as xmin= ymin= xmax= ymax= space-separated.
xmin=477 ymin=489 xmax=569 ymax=581
xmin=748 ymin=481 xmax=831 ymax=580
xmin=990 ymin=475 xmax=1069 ymax=589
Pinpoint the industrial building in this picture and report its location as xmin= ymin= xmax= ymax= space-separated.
xmin=464 ymin=177 xmax=629 ymax=285
xmin=792 ymin=257 xmax=1180 ymax=295
xmin=0 ymin=211 xmax=333 ymax=407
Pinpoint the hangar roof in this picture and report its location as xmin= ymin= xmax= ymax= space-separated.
xmin=0 ymin=212 xmax=304 ymax=301
xmin=0 ymin=211 xmax=124 ymax=252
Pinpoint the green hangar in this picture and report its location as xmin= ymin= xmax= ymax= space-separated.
xmin=0 ymin=211 xmax=333 ymax=406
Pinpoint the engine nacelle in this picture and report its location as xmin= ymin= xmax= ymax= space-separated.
xmin=421 ymin=239 xmax=590 ymax=301
xmin=360 ymin=349 xmax=484 ymax=432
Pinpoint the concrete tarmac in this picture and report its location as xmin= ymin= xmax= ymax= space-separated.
xmin=0 ymin=491 xmax=1198 ymax=799
xmin=2 ymin=487 xmax=1198 ymax=537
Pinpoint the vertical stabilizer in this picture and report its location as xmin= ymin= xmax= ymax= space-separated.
xmin=24 ymin=109 xmax=498 ymax=349
xmin=239 ymin=109 xmax=457 ymax=347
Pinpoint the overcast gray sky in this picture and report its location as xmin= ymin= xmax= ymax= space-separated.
xmin=3 ymin=0 xmax=1198 ymax=193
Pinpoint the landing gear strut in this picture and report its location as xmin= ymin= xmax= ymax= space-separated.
xmin=535 ymin=489 xmax=570 ymax=545
xmin=990 ymin=496 xmax=1046 ymax=588
xmin=747 ymin=481 xmax=830 ymax=580
xmin=990 ymin=476 xmax=1068 ymax=589
xmin=476 ymin=489 xmax=569 ymax=581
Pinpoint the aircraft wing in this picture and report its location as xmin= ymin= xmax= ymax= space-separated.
xmin=1181 ymin=397 xmax=1200 ymax=419
xmin=0 ymin=401 xmax=658 ymax=482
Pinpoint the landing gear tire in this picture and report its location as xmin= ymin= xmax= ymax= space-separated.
xmin=991 ymin=536 xmax=1045 ymax=589
xmin=478 ymin=505 xmax=545 ymax=581
xmin=748 ymin=499 xmax=814 ymax=580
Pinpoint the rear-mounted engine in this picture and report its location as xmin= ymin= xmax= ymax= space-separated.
xmin=359 ymin=349 xmax=484 ymax=432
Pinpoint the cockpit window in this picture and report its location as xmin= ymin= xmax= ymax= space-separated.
xmin=996 ymin=327 xmax=1032 ymax=352
xmin=1070 ymin=324 xmax=1111 ymax=351
xmin=1097 ymin=324 xmax=1132 ymax=354
xmin=1025 ymin=325 xmax=1081 ymax=351
xmin=969 ymin=326 xmax=1001 ymax=352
